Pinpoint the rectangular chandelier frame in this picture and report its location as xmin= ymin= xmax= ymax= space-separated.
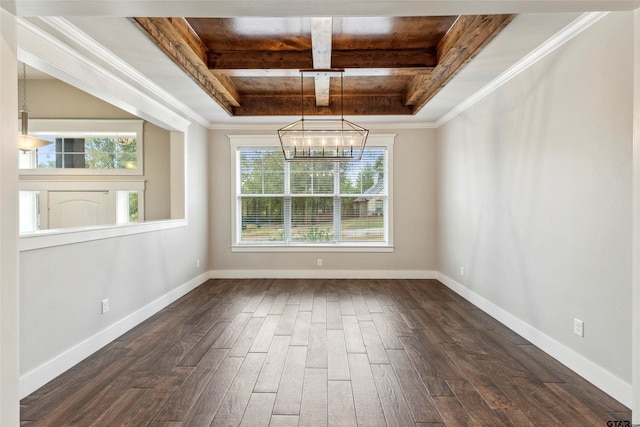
xmin=278 ymin=69 xmax=369 ymax=162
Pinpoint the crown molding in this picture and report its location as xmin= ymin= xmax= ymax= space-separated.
xmin=18 ymin=17 xmax=195 ymax=131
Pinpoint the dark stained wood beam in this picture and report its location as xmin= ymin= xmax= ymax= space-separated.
xmin=232 ymin=94 xmax=413 ymax=116
xmin=132 ymin=17 xmax=241 ymax=114
xmin=332 ymin=49 xmax=437 ymax=69
xmin=405 ymin=14 xmax=514 ymax=112
xmin=208 ymin=49 xmax=437 ymax=71
xmin=216 ymin=68 xmax=431 ymax=77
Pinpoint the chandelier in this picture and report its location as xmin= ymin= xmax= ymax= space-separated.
xmin=278 ymin=69 xmax=368 ymax=161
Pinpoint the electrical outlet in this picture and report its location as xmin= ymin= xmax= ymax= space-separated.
xmin=460 ymin=266 xmax=465 ymax=277
xmin=574 ymin=318 xmax=584 ymax=337
xmin=317 ymin=258 xmax=323 ymax=267
xmin=101 ymin=298 xmax=110 ymax=314
xmin=196 ymin=259 xmax=200 ymax=268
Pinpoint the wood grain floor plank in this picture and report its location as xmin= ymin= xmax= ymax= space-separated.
xmin=273 ymin=346 xmax=307 ymax=415
xmin=306 ymin=322 xmax=328 ymax=368
xmin=495 ymin=408 xmax=537 ymax=426
xmin=290 ymin=310 xmax=312 ymax=346
xmin=181 ymin=356 xmax=244 ymax=426
xmin=440 ymin=341 xmax=516 ymax=410
xmin=371 ymin=363 xmax=415 ymax=426
xmin=299 ymin=287 xmax=315 ymax=311
xmin=544 ymin=382 xmax=616 ymax=426
xmin=241 ymin=291 xmax=267 ymax=313
xmin=254 ymin=336 xmax=291 ymax=392
xmin=326 ymin=301 xmax=343 ymax=330
xmin=211 ymin=352 xmax=266 ymax=426
xmin=311 ymin=295 xmax=327 ymax=323
xmin=115 ymin=366 xmax=193 ymax=426
xmin=364 ymin=290 xmax=384 ymax=313
xmin=91 ymin=387 xmax=150 ymax=426
xmin=400 ymin=336 xmax=453 ymax=396
xmin=254 ymin=294 xmax=276 ymax=318
xmin=154 ymin=348 xmax=227 ymax=421
xmin=381 ymin=304 xmax=416 ymax=337
xmin=339 ymin=293 xmax=356 ymax=315
xmin=348 ymin=353 xmax=386 ymax=426
xmin=327 ymin=329 xmax=350 ymax=380
xmin=250 ymin=314 xmax=281 ymax=353
xmin=359 ymin=320 xmax=390 ymax=364
xmin=269 ymin=292 xmax=290 ymax=315
xmin=342 ymin=315 xmax=366 ymax=354
xmin=328 ymin=380 xmax=357 ymax=427
xmin=239 ymin=392 xmax=276 ymax=427
xmin=269 ymin=414 xmax=299 ymax=426
xmin=446 ymin=379 xmax=506 ymax=425
xmin=372 ymin=312 xmax=403 ymax=350
xmin=23 ymin=354 xmax=136 ymax=424
xmin=20 ymin=347 xmax=131 ymax=419
xmin=228 ymin=317 xmax=266 ymax=357
xmin=387 ymin=349 xmax=443 ymax=423
xmin=494 ymin=377 xmax=570 ymax=426
xmin=212 ymin=312 xmax=252 ymax=349
xmin=179 ymin=321 xmax=230 ymax=367
xmin=300 ymin=368 xmax=328 ymax=427
xmin=352 ymin=294 xmax=373 ymax=321
xmin=433 ymin=395 xmax=474 ymax=426
xmin=275 ymin=304 xmax=299 ymax=336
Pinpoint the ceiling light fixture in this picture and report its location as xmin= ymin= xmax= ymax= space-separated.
xmin=17 ymin=63 xmax=52 ymax=153
xmin=278 ymin=69 xmax=368 ymax=161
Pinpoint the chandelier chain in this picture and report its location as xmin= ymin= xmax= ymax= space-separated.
xmin=22 ymin=63 xmax=28 ymax=110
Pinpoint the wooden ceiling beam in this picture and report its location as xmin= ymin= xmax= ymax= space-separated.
xmin=216 ymin=68 xmax=431 ymax=77
xmin=132 ymin=17 xmax=241 ymax=114
xmin=207 ymin=49 xmax=437 ymax=71
xmin=404 ymin=14 xmax=514 ymax=112
xmin=233 ymin=94 xmax=413 ymax=116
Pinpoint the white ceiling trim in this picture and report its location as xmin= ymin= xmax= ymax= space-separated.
xmin=435 ymin=11 xmax=609 ymax=127
xmin=42 ymin=17 xmax=211 ymax=128
xmin=17 ymin=17 xmax=192 ymax=131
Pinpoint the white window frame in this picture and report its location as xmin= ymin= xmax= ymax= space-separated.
xmin=18 ymin=119 xmax=144 ymax=176
xmin=229 ymin=134 xmax=395 ymax=252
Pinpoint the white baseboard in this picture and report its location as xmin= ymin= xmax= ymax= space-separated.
xmin=436 ymin=272 xmax=632 ymax=408
xmin=19 ymin=272 xmax=209 ymax=399
xmin=209 ymin=269 xmax=437 ymax=280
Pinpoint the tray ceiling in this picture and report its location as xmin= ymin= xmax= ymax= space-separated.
xmin=133 ymin=15 xmax=514 ymax=117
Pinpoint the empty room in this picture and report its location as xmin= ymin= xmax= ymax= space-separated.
xmin=1 ymin=0 xmax=639 ymax=425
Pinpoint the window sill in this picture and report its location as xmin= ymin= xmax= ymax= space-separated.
xmin=231 ymin=244 xmax=394 ymax=253
xmin=19 ymin=219 xmax=188 ymax=252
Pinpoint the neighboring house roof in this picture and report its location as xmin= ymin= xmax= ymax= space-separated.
xmin=354 ymin=180 xmax=384 ymax=202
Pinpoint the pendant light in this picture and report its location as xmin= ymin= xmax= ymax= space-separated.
xmin=278 ymin=69 xmax=368 ymax=161
xmin=17 ymin=63 xmax=51 ymax=152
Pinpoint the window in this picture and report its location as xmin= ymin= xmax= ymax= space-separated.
xmin=34 ymin=136 xmax=138 ymax=170
xmin=19 ymin=119 xmax=143 ymax=175
xmin=231 ymin=135 xmax=394 ymax=250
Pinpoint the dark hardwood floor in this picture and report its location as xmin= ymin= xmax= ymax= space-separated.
xmin=20 ymin=278 xmax=631 ymax=426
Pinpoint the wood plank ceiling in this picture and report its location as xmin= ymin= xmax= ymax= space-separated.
xmin=132 ymin=15 xmax=514 ymax=117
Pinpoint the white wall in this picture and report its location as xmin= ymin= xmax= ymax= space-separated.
xmin=209 ymin=127 xmax=438 ymax=277
xmin=0 ymin=9 xmax=20 ymax=426
xmin=18 ymin=121 xmax=209 ymax=396
xmin=437 ymin=11 xmax=633 ymax=403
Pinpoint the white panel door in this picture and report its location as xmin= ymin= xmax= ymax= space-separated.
xmin=48 ymin=191 xmax=114 ymax=229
